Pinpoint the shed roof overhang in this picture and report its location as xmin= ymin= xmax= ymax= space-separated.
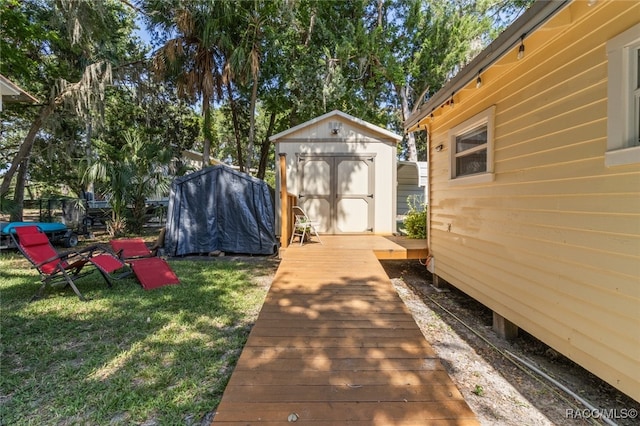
xmin=404 ymin=0 xmax=571 ymax=133
xmin=270 ymin=109 xmax=402 ymax=143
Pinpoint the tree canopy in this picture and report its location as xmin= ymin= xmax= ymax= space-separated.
xmin=1 ymin=0 xmax=532 ymax=220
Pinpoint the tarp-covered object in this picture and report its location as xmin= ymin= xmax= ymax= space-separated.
xmin=165 ymin=166 xmax=277 ymax=256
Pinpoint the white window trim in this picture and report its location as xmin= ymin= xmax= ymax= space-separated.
xmin=606 ymin=23 xmax=640 ymax=167
xmin=448 ymin=105 xmax=496 ymax=184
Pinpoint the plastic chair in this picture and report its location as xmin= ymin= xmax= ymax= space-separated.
xmin=11 ymin=225 xmax=126 ymax=301
xmin=289 ymin=206 xmax=323 ymax=246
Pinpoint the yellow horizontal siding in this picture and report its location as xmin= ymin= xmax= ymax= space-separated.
xmin=430 ymin=191 xmax=639 ymax=279
xmin=440 ymin=173 xmax=639 ymax=196
xmin=432 ymin=222 xmax=639 ymax=274
xmin=434 ymin=244 xmax=639 ymax=397
xmin=431 ymin=193 xmax=640 ymax=236
xmin=432 ymin=234 xmax=638 ymax=343
xmin=498 ymin=81 xmax=605 ymax=148
xmin=426 ymin=1 xmax=640 ymax=400
xmin=497 ymin=45 xmax=606 ymax=129
xmin=497 ymin=59 xmax=606 ymax=135
xmin=430 ymin=225 xmax=637 ymax=299
xmin=496 ymin=156 xmax=615 ymax=183
xmin=496 ymin=97 xmax=607 ymax=161
xmin=455 ymin=192 xmax=640 ymax=215
xmin=433 ymin=247 xmax=638 ymax=367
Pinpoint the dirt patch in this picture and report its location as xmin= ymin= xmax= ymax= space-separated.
xmin=381 ymin=259 xmax=639 ymax=426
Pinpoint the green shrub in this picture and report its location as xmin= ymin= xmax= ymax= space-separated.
xmin=403 ymin=196 xmax=427 ymax=239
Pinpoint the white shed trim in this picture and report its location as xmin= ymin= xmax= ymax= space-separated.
xmin=270 ymin=110 xmax=402 ymax=142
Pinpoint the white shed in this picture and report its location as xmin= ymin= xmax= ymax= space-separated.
xmin=271 ymin=110 xmax=401 ymax=236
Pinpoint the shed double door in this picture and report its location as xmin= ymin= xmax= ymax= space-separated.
xmin=298 ymin=154 xmax=375 ymax=234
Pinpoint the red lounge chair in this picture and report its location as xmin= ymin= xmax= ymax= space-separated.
xmin=110 ymin=237 xmax=153 ymax=259
xmin=12 ymin=225 xmax=126 ymax=301
xmin=110 ymin=238 xmax=179 ymax=290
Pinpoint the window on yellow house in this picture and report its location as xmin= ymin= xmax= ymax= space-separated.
xmin=606 ymin=23 xmax=640 ymax=166
xmin=448 ymin=106 xmax=495 ymax=184
xmin=455 ymin=126 xmax=487 ymax=176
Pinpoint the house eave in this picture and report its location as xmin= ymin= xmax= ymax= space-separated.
xmin=404 ymin=0 xmax=570 ymax=132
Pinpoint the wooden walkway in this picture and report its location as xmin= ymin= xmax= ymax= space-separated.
xmin=212 ymin=239 xmax=478 ymax=425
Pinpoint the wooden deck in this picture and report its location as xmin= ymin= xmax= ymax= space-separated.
xmin=212 ymin=239 xmax=477 ymax=425
xmin=283 ymin=235 xmax=428 ymax=260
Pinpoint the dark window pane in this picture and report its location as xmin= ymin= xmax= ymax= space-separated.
xmin=456 ymin=149 xmax=487 ymax=176
xmin=636 ymin=47 xmax=640 ymax=90
xmin=635 ymin=47 xmax=640 ymax=145
xmin=456 ymin=126 xmax=487 ymax=153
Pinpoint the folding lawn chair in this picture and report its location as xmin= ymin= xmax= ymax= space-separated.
xmin=110 ymin=238 xmax=179 ymax=290
xmin=289 ymin=205 xmax=323 ymax=246
xmin=11 ymin=225 xmax=126 ymax=301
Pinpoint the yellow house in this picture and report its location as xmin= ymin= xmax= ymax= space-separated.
xmin=406 ymin=0 xmax=639 ymax=401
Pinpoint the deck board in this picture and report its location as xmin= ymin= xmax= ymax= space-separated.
xmin=212 ymin=243 xmax=477 ymax=425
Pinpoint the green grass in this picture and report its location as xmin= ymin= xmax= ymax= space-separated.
xmin=0 ymin=252 xmax=274 ymax=425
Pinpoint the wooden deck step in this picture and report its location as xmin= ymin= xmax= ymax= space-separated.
xmin=212 ymin=247 xmax=477 ymax=425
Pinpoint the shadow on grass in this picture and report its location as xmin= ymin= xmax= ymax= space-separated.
xmin=0 ymin=255 xmax=276 ymax=425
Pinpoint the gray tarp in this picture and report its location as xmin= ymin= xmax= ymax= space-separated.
xmin=165 ymin=165 xmax=277 ymax=256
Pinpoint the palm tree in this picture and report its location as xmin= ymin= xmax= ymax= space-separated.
xmin=149 ymin=3 xmax=229 ymax=168
xmin=84 ymin=131 xmax=173 ymax=236
xmin=223 ymin=1 xmax=270 ymax=173
xmin=146 ymin=0 xmax=287 ymax=173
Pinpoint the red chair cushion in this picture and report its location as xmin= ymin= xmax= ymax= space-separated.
xmin=18 ymin=232 xmax=50 ymax=247
xmin=90 ymin=254 xmax=125 ymax=274
xmin=130 ymin=257 xmax=179 ymax=290
xmin=110 ymin=238 xmax=151 ymax=259
xmin=15 ymin=228 xmax=62 ymax=274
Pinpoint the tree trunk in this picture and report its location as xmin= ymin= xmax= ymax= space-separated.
xmin=305 ymin=8 xmax=316 ymax=46
xmin=246 ymin=70 xmax=259 ymax=173
xmin=202 ymin=95 xmax=211 ymax=168
xmin=397 ymin=83 xmax=417 ymax=161
xmin=10 ymin=159 xmax=29 ymax=222
xmin=226 ymin=81 xmax=245 ymax=172
xmin=0 ymin=102 xmax=55 ymax=197
xmin=257 ymin=111 xmax=276 ymax=180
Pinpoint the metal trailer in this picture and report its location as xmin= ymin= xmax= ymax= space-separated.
xmin=0 ymin=222 xmax=79 ymax=250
